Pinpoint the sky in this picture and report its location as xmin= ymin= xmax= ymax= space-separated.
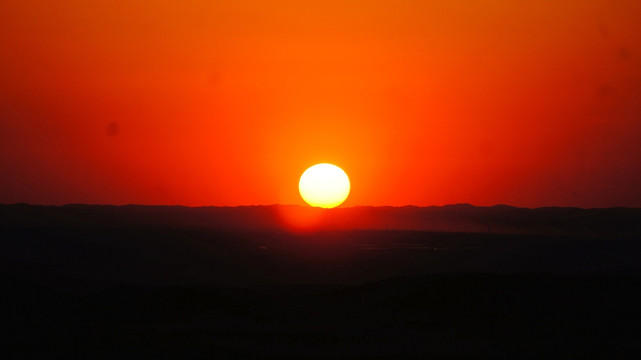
xmin=1 ymin=0 xmax=640 ymax=208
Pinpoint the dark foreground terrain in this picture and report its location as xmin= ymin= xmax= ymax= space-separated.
xmin=1 ymin=204 xmax=641 ymax=358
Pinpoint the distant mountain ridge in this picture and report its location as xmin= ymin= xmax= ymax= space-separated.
xmin=2 ymin=203 xmax=640 ymax=238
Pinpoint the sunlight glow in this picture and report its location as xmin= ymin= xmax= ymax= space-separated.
xmin=299 ymin=163 xmax=350 ymax=208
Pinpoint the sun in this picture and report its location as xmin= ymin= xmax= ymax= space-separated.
xmin=299 ymin=163 xmax=350 ymax=208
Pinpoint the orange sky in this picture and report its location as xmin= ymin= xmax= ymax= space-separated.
xmin=1 ymin=0 xmax=640 ymax=208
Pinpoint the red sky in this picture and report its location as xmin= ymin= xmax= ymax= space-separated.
xmin=1 ymin=0 xmax=640 ymax=208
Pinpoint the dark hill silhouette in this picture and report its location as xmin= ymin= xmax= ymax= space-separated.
xmin=1 ymin=203 xmax=640 ymax=358
xmin=2 ymin=203 xmax=641 ymax=237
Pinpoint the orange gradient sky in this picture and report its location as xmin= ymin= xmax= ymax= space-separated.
xmin=1 ymin=0 xmax=641 ymax=207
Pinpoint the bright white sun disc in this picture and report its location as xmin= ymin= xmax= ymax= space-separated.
xmin=299 ymin=163 xmax=350 ymax=208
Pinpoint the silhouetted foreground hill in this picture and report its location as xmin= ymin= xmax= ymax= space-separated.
xmin=2 ymin=203 xmax=641 ymax=237
xmin=1 ymin=204 xmax=640 ymax=358
xmin=3 ymin=273 xmax=638 ymax=359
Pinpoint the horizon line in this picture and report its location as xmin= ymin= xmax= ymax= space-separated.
xmin=2 ymin=202 xmax=638 ymax=211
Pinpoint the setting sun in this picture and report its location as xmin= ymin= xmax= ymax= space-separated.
xmin=299 ymin=164 xmax=350 ymax=208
